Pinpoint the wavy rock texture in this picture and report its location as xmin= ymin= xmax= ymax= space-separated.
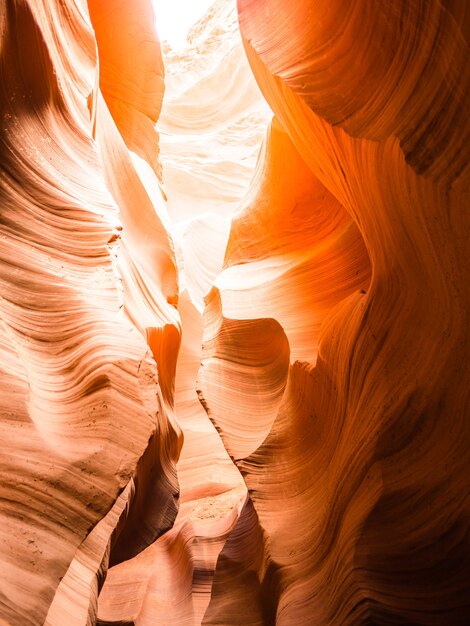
xmin=2 ymin=0 xmax=470 ymax=625
xmin=201 ymin=1 xmax=470 ymax=624
xmin=87 ymin=0 xmax=181 ymax=568
xmin=238 ymin=0 xmax=470 ymax=187
xmin=0 ymin=0 xmax=179 ymax=623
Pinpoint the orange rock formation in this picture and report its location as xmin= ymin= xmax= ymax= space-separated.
xmin=0 ymin=0 xmax=469 ymax=624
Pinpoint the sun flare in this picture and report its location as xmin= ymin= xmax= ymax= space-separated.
xmin=152 ymin=0 xmax=216 ymax=49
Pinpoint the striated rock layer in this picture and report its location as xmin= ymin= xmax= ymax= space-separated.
xmin=1 ymin=0 xmax=469 ymax=625
xmin=0 ymin=0 xmax=180 ymax=623
xmin=200 ymin=0 xmax=470 ymax=624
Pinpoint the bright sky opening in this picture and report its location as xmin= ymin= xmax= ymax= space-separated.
xmin=152 ymin=0 xmax=215 ymax=50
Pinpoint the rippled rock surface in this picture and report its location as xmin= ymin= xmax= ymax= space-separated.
xmin=1 ymin=0 xmax=469 ymax=624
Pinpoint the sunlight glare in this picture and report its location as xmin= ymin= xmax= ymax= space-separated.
xmin=153 ymin=0 xmax=215 ymax=50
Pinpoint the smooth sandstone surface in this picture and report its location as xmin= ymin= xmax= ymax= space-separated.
xmin=0 ymin=1 xmax=174 ymax=624
xmin=1 ymin=0 xmax=469 ymax=625
xmin=202 ymin=1 xmax=470 ymax=624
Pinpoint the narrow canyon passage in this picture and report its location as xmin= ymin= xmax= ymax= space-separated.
xmin=97 ymin=5 xmax=271 ymax=621
xmin=0 ymin=1 xmax=469 ymax=625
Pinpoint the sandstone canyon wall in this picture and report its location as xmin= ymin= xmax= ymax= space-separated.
xmin=0 ymin=0 xmax=469 ymax=625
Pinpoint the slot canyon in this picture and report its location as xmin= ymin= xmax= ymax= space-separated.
xmin=0 ymin=0 xmax=469 ymax=624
